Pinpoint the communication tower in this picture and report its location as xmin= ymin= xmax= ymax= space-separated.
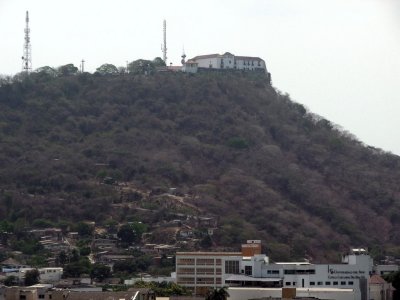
xmin=161 ymin=19 xmax=167 ymax=64
xmin=181 ymin=47 xmax=186 ymax=65
xmin=21 ymin=11 xmax=32 ymax=73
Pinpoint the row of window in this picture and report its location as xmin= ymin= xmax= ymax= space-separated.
xmin=177 ymin=277 xmax=222 ymax=285
xmin=284 ymin=269 xmax=316 ymax=275
xmin=177 ymin=258 xmax=222 ymax=265
xmin=285 ymin=281 xmax=354 ymax=286
xmin=225 ymin=260 xmax=240 ymax=274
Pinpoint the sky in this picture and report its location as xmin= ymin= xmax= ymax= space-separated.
xmin=1 ymin=0 xmax=400 ymax=155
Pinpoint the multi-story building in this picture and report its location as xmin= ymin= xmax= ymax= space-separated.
xmin=182 ymin=52 xmax=267 ymax=74
xmin=176 ymin=241 xmax=375 ymax=300
xmin=176 ymin=240 xmax=262 ymax=295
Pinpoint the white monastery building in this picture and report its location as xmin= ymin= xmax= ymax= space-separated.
xmin=182 ymin=52 xmax=267 ymax=73
xmin=175 ymin=241 xmax=383 ymax=300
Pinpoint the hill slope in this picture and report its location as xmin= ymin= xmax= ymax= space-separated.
xmin=1 ymin=72 xmax=400 ymax=261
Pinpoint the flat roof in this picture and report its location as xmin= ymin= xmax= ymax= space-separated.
xmin=275 ymin=262 xmax=311 ymax=265
xmin=176 ymin=252 xmax=242 ymax=256
xmin=226 ymin=275 xmax=281 ymax=282
xmin=228 ymin=287 xmax=354 ymax=292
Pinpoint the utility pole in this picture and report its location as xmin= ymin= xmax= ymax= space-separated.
xmin=81 ymin=59 xmax=85 ymax=73
xmin=21 ymin=11 xmax=32 ymax=73
xmin=161 ymin=19 xmax=167 ymax=65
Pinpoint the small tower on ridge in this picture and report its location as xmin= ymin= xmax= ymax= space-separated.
xmin=161 ymin=19 xmax=167 ymax=65
xmin=21 ymin=11 xmax=32 ymax=73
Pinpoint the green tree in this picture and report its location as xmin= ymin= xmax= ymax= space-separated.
xmin=152 ymin=57 xmax=166 ymax=67
xmin=200 ymin=235 xmax=213 ymax=249
xmin=96 ymin=63 xmax=119 ymax=75
xmin=90 ymin=263 xmax=111 ymax=282
xmin=57 ymin=64 xmax=78 ymax=76
xmin=384 ymin=271 xmax=400 ymax=300
xmin=35 ymin=66 xmax=58 ymax=77
xmin=205 ymin=287 xmax=229 ymax=300
xmin=4 ymin=275 xmax=18 ymax=286
xmin=75 ymin=222 xmax=93 ymax=237
xmin=24 ymin=269 xmax=40 ymax=286
xmin=127 ymin=59 xmax=155 ymax=75
xmin=117 ymin=224 xmax=136 ymax=246
xmin=58 ymin=251 xmax=67 ymax=266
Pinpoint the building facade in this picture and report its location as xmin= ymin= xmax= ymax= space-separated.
xmin=183 ymin=52 xmax=267 ymax=73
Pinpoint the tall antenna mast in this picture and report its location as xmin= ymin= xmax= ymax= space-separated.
xmin=21 ymin=11 xmax=32 ymax=73
xmin=161 ymin=19 xmax=167 ymax=64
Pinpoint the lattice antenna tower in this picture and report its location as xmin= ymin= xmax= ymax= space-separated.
xmin=21 ymin=11 xmax=32 ymax=73
xmin=161 ymin=19 xmax=167 ymax=64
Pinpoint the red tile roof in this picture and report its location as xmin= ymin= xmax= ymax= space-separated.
xmin=191 ymin=54 xmax=220 ymax=60
xmin=370 ymin=275 xmax=388 ymax=284
xmin=235 ymin=56 xmax=264 ymax=61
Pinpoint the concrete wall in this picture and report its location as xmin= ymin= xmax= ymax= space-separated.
xmin=227 ymin=287 xmax=357 ymax=300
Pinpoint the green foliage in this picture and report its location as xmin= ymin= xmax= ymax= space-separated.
xmin=227 ymin=137 xmax=249 ymax=149
xmin=63 ymin=256 xmax=91 ymax=277
xmin=117 ymin=222 xmax=147 ymax=246
xmin=96 ymin=63 xmax=119 ymax=75
xmin=4 ymin=275 xmax=18 ymax=286
xmin=75 ymin=222 xmax=94 ymax=237
xmin=206 ymin=287 xmax=229 ymax=300
xmin=35 ymin=66 xmax=58 ymax=78
xmin=24 ymin=269 xmax=40 ymax=286
xmin=32 ymin=218 xmax=55 ymax=228
xmin=57 ymin=64 xmax=79 ymax=76
xmin=91 ymin=263 xmax=111 ymax=281
xmin=132 ymin=281 xmax=191 ymax=297
xmin=11 ymin=237 xmax=43 ymax=255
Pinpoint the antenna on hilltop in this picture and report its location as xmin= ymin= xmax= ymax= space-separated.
xmin=181 ymin=46 xmax=186 ymax=65
xmin=161 ymin=19 xmax=167 ymax=64
xmin=21 ymin=11 xmax=32 ymax=73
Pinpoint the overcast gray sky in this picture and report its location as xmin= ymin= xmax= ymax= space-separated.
xmin=1 ymin=0 xmax=400 ymax=155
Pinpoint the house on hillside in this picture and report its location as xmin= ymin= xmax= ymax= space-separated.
xmin=182 ymin=52 xmax=267 ymax=74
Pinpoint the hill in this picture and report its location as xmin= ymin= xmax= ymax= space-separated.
xmin=1 ymin=71 xmax=400 ymax=262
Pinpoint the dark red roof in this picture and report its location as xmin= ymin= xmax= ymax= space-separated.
xmin=370 ymin=275 xmax=388 ymax=284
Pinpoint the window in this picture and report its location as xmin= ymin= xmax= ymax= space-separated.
xmin=285 ymin=282 xmax=291 ymax=286
xmin=325 ymin=282 xmax=331 ymax=285
xmin=245 ymin=266 xmax=252 ymax=276
xmin=348 ymin=281 xmax=354 ymax=285
xmin=272 ymin=270 xmax=279 ymax=274
xmin=20 ymin=296 xmax=26 ymax=300
xmin=341 ymin=281 xmax=346 ymax=285
xmin=317 ymin=282 xmax=323 ymax=286
xmin=293 ymin=282 xmax=296 ymax=286
xmin=284 ymin=270 xmax=295 ymax=275
xmin=39 ymin=295 xmax=45 ymax=299
xmin=310 ymin=282 xmax=315 ymax=286
xmin=225 ymin=260 xmax=239 ymax=274
xmin=333 ymin=281 xmax=338 ymax=286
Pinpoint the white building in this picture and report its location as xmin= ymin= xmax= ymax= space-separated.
xmin=176 ymin=242 xmax=374 ymax=300
xmin=5 ymin=267 xmax=63 ymax=284
xmin=183 ymin=52 xmax=267 ymax=73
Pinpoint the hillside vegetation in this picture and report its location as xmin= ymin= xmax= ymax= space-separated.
xmin=1 ymin=71 xmax=400 ymax=262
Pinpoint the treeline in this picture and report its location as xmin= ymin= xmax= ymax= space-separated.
xmin=0 ymin=57 xmax=167 ymax=85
